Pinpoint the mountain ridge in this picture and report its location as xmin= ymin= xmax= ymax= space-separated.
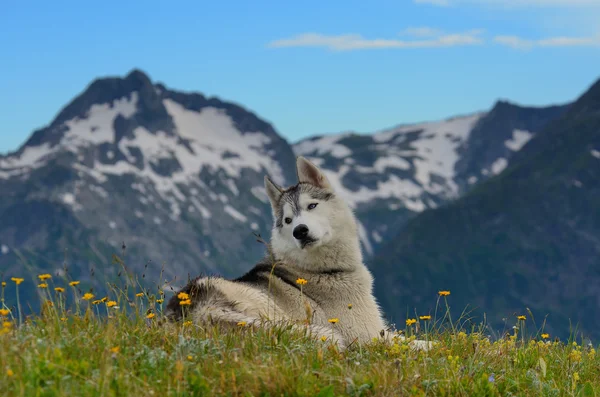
xmin=371 ymin=76 xmax=600 ymax=340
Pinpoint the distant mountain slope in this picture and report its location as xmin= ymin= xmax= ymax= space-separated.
xmin=371 ymin=77 xmax=600 ymax=340
xmin=294 ymin=102 xmax=568 ymax=252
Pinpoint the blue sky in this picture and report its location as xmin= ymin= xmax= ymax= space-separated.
xmin=1 ymin=0 xmax=599 ymax=154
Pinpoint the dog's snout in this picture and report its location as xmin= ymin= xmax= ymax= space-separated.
xmin=293 ymin=224 xmax=309 ymax=240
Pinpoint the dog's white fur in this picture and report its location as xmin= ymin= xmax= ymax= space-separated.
xmin=167 ymin=156 xmax=429 ymax=349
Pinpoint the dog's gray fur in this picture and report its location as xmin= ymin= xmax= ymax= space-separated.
xmin=166 ymin=156 xmax=391 ymax=348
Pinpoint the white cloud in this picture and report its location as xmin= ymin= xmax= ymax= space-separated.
xmin=494 ymin=34 xmax=600 ymax=49
xmin=401 ymin=27 xmax=444 ymax=37
xmin=267 ymin=30 xmax=484 ymax=51
xmin=416 ymin=0 xmax=600 ymax=6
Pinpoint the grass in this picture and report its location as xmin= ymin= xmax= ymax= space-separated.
xmin=1 ymin=274 xmax=599 ymax=396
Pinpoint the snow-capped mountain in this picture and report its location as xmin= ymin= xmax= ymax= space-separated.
xmin=0 ymin=68 xmax=569 ymax=306
xmin=0 ymin=70 xmax=296 ymax=289
xmin=294 ymin=101 xmax=568 ymax=251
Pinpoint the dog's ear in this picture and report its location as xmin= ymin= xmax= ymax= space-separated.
xmin=264 ymin=176 xmax=283 ymax=209
xmin=296 ymin=156 xmax=332 ymax=190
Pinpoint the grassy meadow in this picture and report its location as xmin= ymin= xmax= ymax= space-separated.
xmin=0 ymin=270 xmax=598 ymax=397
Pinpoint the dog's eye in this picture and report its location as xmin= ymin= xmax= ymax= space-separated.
xmin=307 ymin=203 xmax=318 ymax=210
xmin=284 ymin=217 xmax=292 ymax=224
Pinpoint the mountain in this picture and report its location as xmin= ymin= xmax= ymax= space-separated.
xmin=371 ymin=78 xmax=600 ymax=340
xmin=294 ymin=102 xmax=568 ymax=252
xmin=0 ymin=68 xmax=574 ymax=315
xmin=0 ymin=69 xmax=297 ymax=296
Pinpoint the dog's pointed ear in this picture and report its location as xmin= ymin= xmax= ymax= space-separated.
xmin=296 ymin=156 xmax=332 ymax=190
xmin=264 ymin=175 xmax=283 ymax=209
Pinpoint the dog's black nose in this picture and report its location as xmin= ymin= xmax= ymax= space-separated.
xmin=293 ymin=224 xmax=309 ymax=240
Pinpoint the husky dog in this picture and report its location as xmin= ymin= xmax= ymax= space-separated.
xmin=166 ymin=156 xmax=391 ymax=348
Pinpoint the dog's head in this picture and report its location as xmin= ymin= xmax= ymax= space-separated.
xmin=265 ymin=156 xmax=355 ymax=262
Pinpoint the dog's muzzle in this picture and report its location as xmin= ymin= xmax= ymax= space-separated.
xmin=293 ymin=224 xmax=317 ymax=249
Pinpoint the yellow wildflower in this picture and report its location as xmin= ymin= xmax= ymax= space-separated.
xmin=438 ymin=291 xmax=451 ymax=296
xmin=296 ymin=278 xmax=307 ymax=285
xmin=183 ymin=320 xmax=193 ymax=327
xmin=60 ymin=317 xmax=67 ymax=322
xmin=100 ymin=297 xmax=108 ymax=302
xmin=82 ymin=293 xmax=94 ymax=300
xmin=110 ymin=346 xmax=120 ymax=354
xmin=347 ymin=303 xmax=353 ymax=309
xmin=517 ymin=315 xmax=526 ymax=321
xmin=187 ymin=355 xmax=193 ymax=361
xmin=135 ymin=292 xmax=144 ymax=297
xmin=179 ymin=299 xmax=191 ymax=306
xmin=574 ymin=372 xmax=580 ymax=382
xmin=419 ymin=315 xmax=432 ymax=321
xmin=541 ymin=333 xmax=550 ymax=339
xmin=569 ymin=350 xmax=582 ymax=363
xmin=3 ymin=321 xmax=12 ymax=328
xmin=11 ymin=278 xmax=24 ymax=285
xmin=177 ymin=292 xmax=189 ymax=300
xmin=54 ymin=287 xmax=65 ymax=293
xmin=6 ymin=369 xmax=14 ymax=377
xmin=406 ymin=318 xmax=417 ymax=326
xmin=1 ymin=282 xmax=5 ymax=287
xmin=328 ymin=318 xmax=339 ymax=324
xmin=91 ymin=300 xmax=101 ymax=305
xmin=321 ymin=335 xmax=327 ymax=342
xmin=237 ymin=321 xmax=247 ymax=326
xmin=69 ymin=281 xmax=80 ymax=287
xmin=38 ymin=283 xmax=48 ymax=289
xmin=106 ymin=301 xmax=117 ymax=307
xmin=146 ymin=313 xmax=155 ymax=319
xmin=156 ymin=299 xmax=164 ymax=304
xmin=0 ymin=309 xmax=10 ymax=316
xmin=38 ymin=274 xmax=52 ymax=281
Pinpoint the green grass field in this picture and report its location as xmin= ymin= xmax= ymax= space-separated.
xmin=1 ymin=274 xmax=598 ymax=396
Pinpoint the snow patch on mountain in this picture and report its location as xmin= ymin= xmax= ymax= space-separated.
xmin=591 ymin=149 xmax=600 ymax=159
xmin=164 ymin=100 xmax=283 ymax=181
xmin=224 ymin=205 xmax=248 ymax=223
xmin=0 ymin=143 xmax=54 ymax=178
xmin=294 ymin=134 xmax=353 ymax=159
xmin=251 ymin=186 xmax=268 ymax=203
xmin=62 ymin=193 xmax=76 ymax=205
xmin=372 ymin=230 xmax=383 ymax=243
xmin=491 ymin=158 xmax=508 ymax=175
xmin=64 ymin=93 xmax=138 ymax=146
xmin=0 ymin=94 xmax=138 ymax=179
xmin=320 ymin=166 xmax=423 ymax=210
xmin=355 ymin=156 xmax=411 ymax=173
xmin=296 ymin=113 xmax=484 ymax=212
xmin=404 ymin=114 xmax=483 ymax=195
xmin=356 ymin=222 xmax=373 ymax=255
xmin=49 ymin=97 xmax=289 ymax=222
xmin=190 ymin=197 xmax=212 ymax=219
xmin=505 ymin=129 xmax=533 ymax=151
